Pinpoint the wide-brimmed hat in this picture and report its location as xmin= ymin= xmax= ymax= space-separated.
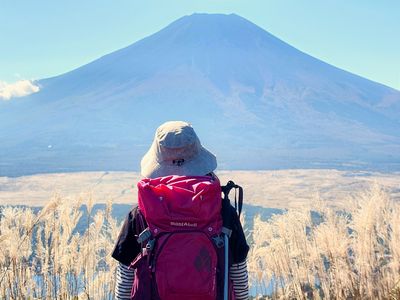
xmin=140 ymin=121 xmax=217 ymax=178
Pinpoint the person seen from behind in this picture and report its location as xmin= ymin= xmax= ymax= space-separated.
xmin=111 ymin=121 xmax=249 ymax=299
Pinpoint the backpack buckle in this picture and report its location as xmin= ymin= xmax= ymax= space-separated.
xmin=137 ymin=228 xmax=152 ymax=243
xmin=146 ymin=239 xmax=155 ymax=251
xmin=212 ymin=235 xmax=225 ymax=248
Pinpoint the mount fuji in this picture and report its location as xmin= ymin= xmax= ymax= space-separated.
xmin=1 ymin=13 xmax=399 ymax=176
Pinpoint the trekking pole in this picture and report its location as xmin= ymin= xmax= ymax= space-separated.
xmin=223 ymin=232 xmax=229 ymax=300
xmin=221 ymin=227 xmax=231 ymax=300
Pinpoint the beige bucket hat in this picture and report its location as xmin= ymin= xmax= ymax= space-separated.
xmin=140 ymin=121 xmax=217 ymax=178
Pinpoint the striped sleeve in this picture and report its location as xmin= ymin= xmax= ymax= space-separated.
xmin=230 ymin=260 xmax=249 ymax=300
xmin=115 ymin=262 xmax=134 ymax=300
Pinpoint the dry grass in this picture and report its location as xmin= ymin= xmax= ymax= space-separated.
xmin=0 ymin=184 xmax=399 ymax=299
xmin=0 ymin=195 xmax=121 ymax=299
xmin=248 ymin=185 xmax=400 ymax=299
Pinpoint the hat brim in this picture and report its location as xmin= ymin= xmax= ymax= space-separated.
xmin=140 ymin=142 xmax=217 ymax=178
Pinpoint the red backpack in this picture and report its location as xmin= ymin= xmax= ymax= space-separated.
xmin=130 ymin=175 xmax=242 ymax=300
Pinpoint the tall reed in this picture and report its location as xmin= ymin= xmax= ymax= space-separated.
xmin=0 ymin=194 xmax=120 ymax=299
xmin=248 ymin=185 xmax=400 ymax=299
xmin=0 ymin=185 xmax=398 ymax=299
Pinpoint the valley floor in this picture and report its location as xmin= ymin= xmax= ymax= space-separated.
xmin=1 ymin=169 xmax=399 ymax=208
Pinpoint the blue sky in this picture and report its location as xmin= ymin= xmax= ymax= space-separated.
xmin=1 ymin=0 xmax=399 ymax=90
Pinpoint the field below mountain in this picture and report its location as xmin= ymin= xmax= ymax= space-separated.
xmin=1 ymin=169 xmax=399 ymax=209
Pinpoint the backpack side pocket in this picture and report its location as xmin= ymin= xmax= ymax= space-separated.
xmin=130 ymin=254 xmax=152 ymax=300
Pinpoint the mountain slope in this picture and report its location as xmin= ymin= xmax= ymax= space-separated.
xmin=1 ymin=13 xmax=399 ymax=176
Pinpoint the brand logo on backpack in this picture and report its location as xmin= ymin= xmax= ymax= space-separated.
xmin=170 ymin=221 xmax=198 ymax=227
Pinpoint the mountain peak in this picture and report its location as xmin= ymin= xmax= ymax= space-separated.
xmin=180 ymin=12 xmax=244 ymax=22
xmin=162 ymin=12 xmax=274 ymax=42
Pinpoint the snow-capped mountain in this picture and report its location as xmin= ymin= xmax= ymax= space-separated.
xmin=1 ymin=13 xmax=399 ymax=176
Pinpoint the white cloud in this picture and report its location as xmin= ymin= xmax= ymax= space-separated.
xmin=0 ymin=80 xmax=40 ymax=100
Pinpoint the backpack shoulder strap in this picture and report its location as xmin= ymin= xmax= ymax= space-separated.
xmin=133 ymin=208 xmax=151 ymax=244
xmin=221 ymin=180 xmax=243 ymax=217
xmin=220 ymin=180 xmax=243 ymax=234
xmin=136 ymin=208 xmax=146 ymax=231
xmin=221 ymin=180 xmax=244 ymax=300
